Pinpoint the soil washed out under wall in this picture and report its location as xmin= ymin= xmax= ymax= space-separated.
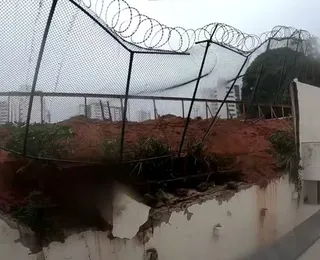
xmin=0 ymin=117 xmax=292 ymax=254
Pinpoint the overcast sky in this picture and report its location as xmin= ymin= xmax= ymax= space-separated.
xmin=1 ymin=0 xmax=318 ymax=123
xmin=123 ymin=0 xmax=320 ymax=36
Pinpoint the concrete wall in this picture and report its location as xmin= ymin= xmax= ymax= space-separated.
xmin=294 ymin=80 xmax=320 ymax=181
xmin=0 ymin=177 xmax=319 ymax=260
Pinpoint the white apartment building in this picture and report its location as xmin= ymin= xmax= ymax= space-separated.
xmin=79 ymin=99 xmax=122 ymax=121
xmin=137 ymin=110 xmax=151 ymax=122
xmin=10 ymin=85 xmax=50 ymax=124
xmin=0 ymin=101 xmax=8 ymax=125
xmin=210 ymin=79 xmax=238 ymax=119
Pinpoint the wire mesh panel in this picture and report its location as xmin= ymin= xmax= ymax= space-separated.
xmin=36 ymin=0 xmax=130 ymax=94
xmin=24 ymin=0 xmax=133 ymax=161
xmin=180 ymin=43 xmax=247 ymax=154
xmin=0 ymin=0 xmax=304 ymax=163
xmin=130 ymin=45 xmax=208 ymax=97
xmin=0 ymin=0 xmax=52 ymax=154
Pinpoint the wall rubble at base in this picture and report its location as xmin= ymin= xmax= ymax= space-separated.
xmin=0 ymin=176 xmax=319 ymax=260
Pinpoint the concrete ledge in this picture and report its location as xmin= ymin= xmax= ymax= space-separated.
xmin=242 ymin=209 xmax=320 ymax=260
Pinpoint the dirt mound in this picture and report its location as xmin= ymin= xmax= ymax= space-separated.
xmin=0 ymin=117 xmax=292 ymax=248
xmin=0 ymin=117 xmax=291 ymax=185
xmin=56 ymin=117 xmax=291 ymax=184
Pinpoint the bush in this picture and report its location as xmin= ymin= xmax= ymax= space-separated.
xmin=131 ymin=138 xmax=173 ymax=180
xmin=101 ymin=138 xmax=121 ymax=161
xmin=269 ymin=130 xmax=301 ymax=190
xmin=6 ymin=124 xmax=74 ymax=158
xmin=133 ymin=138 xmax=172 ymax=159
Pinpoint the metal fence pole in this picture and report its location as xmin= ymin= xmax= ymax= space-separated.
xmin=226 ymin=104 xmax=230 ymax=119
xmin=244 ymin=65 xmax=264 ymax=121
xmin=120 ymin=98 xmax=124 ymax=119
xmin=273 ymin=59 xmax=286 ymax=104
xmin=202 ymin=57 xmax=249 ymax=142
xmin=107 ymin=101 xmax=112 ymax=122
xmin=271 ymin=105 xmax=277 ymax=118
xmin=84 ymin=97 xmax=88 ymax=119
xmin=242 ymin=103 xmax=246 ymax=119
xmin=153 ymin=99 xmax=157 ymax=119
xmin=205 ymin=102 xmax=208 ymax=119
xmin=207 ymin=104 xmax=213 ymax=117
xmin=258 ymin=104 xmax=261 ymax=117
xmin=99 ymin=100 xmax=105 ymax=120
xmin=181 ymin=100 xmax=185 ymax=118
xmin=23 ymin=0 xmax=58 ymax=155
xmin=120 ymin=52 xmax=134 ymax=162
xmin=40 ymin=95 xmax=44 ymax=124
xmin=178 ymin=40 xmax=212 ymax=156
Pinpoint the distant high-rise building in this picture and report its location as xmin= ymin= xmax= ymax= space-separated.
xmin=0 ymin=101 xmax=8 ymax=125
xmin=10 ymin=86 xmax=49 ymax=123
xmin=211 ymin=78 xmax=238 ymax=119
xmin=78 ymin=99 xmax=122 ymax=121
xmin=137 ymin=110 xmax=151 ymax=122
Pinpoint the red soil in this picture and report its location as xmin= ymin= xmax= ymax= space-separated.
xmin=0 ymin=117 xmax=291 ymax=187
xmin=59 ymin=116 xmax=291 ymax=184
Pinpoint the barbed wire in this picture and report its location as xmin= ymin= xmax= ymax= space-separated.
xmin=78 ymin=0 xmax=313 ymax=53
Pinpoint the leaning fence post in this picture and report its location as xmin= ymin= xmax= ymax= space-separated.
xmin=226 ymin=104 xmax=230 ymax=119
xmin=107 ymin=101 xmax=112 ymax=121
xmin=40 ymin=95 xmax=44 ymax=124
xmin=120 ymin=52 xmax=134 ymax=162
xmin=271 ymin=105 xmax=277 ymax=118
xmin=202 ymin=57 xmax=249 ymax=142
xmin=153 ymin=99 xmax=157 ymax=119
xmin=181 ymin=100 xmax=185 ymax=118
xmin=178 ymin=40 xmax=212 ymax=156
xmin=84 ymin=97 xmax=88 ymax=119
xmin=245 ymin=65 xmax=264 ymax=122
xmin=120 ymin=98 xmax=124 ymax=119
xmin=99 ymin=100 xmax=105 ymax=121
xmin=23 ymin=0 xmax=58 ymax=155
xmin=205 ymin=102 xmax=208 ymax=119
xmin=207 ymin=104 xmax=213 ymax=117
xmin=242 ymin=103 xmax=246 ymax=119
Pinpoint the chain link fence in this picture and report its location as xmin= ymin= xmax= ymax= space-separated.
xmin=0 ymin=0 xmax=310 ymax=163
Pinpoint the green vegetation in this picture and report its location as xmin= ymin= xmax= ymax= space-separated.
xmin=269 ymin=130 xmax=301 ymax=191
xmin=131 ymin=138 xmax=173 ymax=179
xmin=6 ymin=124 xmax=74 ymax=158
xmin=133 ymin=137 xmax=172 ymax=159
xmin=101 ymin=138 xmax=121 ymax=161
xmin=10 ymin=191 xmax=55 ymax=234
xmin=242 ymin=46 xmax=320 ymax=117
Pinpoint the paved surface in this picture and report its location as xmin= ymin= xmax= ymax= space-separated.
xmin=241 ymin=210 xmax=320 ymax=260
xmin=298 ymin=238 xmax=320 ymax=260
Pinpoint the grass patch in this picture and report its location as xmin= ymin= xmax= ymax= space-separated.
xmin=101 ymin=138 xmax=121 ymax=162
xmin=269 ymin=129 xmax=301 ymax=191
xmin=6 ymin=124 xmax=74 ymax=158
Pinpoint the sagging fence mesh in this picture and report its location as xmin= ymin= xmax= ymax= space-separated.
xmin=0 ymin=0 xmax=312 ymax=163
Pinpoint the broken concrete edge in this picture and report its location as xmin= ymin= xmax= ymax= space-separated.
xmin=135 ymin=182 xmax=254 ymax=244
xmin=0 ymin=175 xmax=290 ymax=255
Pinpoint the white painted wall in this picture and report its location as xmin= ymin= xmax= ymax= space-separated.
xmin=296 ymin=80 xmax=320 ymax=143
xmin=0 ymin=177 xmax=319 ymax=260
xmin=295 ymin=80 xmax=320 ymax=181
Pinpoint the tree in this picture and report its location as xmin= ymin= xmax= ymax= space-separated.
xmin=241 ymin=46 xmax=320 ymax=118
